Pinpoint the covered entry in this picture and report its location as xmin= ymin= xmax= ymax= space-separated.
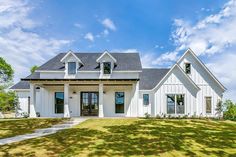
xmin=81 ymin=92 xmax=99 ymax=116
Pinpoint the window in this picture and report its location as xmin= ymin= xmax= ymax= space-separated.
xmin=206 ymin=97 xmax=212 ymax=114
xmin=176 ymin=95 xmax=184 ymax=114
xmin=167 ymin=94 xmax=185 ymax=114
xmin=167 ymin=94 xmax=175 ymax=114
xmin=143 ymin=94 xmax=149 ymax=105
xmin=115 ymin=92 xmax=124 ymax=113
xmin=103 ymin=62 xmax=111 ymax=74
xmin=55 ymin=92 xmax=64 ymax=114
xmin=185 ymin=63 xmax=191 ymax=74
xmin=68 ymin=62 xmax=76 ymax=74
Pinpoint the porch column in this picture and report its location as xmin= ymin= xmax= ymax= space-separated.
xmin=99 ymin=83 xmax=104 ymax=117
xmin=29 ymin=83 xmax=36 ymax=117
xmin=64 ymin=83 xmax=70 ymax=117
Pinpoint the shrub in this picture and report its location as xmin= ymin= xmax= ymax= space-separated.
xmin=223 ymin=100 xmax=236 ymax=120
xmin=215 ymin=100 xmax=223 ymax=118
xmin=155 ymin=114 xmax=161 ymax=119
xmin=144 ymin=112 xmax=151 ymax=119
xmin=0 ymin=91 xmax=18 ymax=113
xmin=21 ymin=112 xmax=29 ymax=118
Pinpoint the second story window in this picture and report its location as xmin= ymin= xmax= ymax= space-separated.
xmin=185 ymin=63 xmax=191 ymax=74
xmin=68 ymin=62 xmax=76 ymax=74
xmin=103 ymin=62 xmax=111 ymax=74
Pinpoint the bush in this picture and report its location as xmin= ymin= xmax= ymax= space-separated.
xmin=144 ymin=113 xmax=151 ymax=119
xmin=0 ymin=91 xmax=18 ymax=113
xmin=223 ymin=100 xmax=236 ymax=120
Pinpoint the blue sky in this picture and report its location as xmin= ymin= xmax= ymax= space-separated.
xmin=0 ymin=0 xmax=236 ymax=101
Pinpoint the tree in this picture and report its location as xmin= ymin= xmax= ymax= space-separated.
xmin=223 ymin=100 xmax=236 ymax=120
xmin=30 ymin=65 xmax=38 ymax=74
xmin=0 ymin=57 xmax=14 ymax=87
xmin=0 ymin=57 xmax=17 ymax=115
xmin=0 ymin=91 xmax=18 ymax=113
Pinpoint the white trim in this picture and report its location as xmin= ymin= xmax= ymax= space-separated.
xmin=11 ymin=89 xmax=30 ymax=91
xmin=96 ymin=50 xmax=117 ymax=63
xmin=177 ymin=48 xmax=226 ymax=91
xmin=113 ymin=71 xmax=142 ymax=73
xmin=36 ymin=70 xmax=141 ymax=73
xmin=152 ymin=64 xmax=200 ymax=91
xmin=60 ymin=50 xmax=84 ymax=65
xmin=35 ymin=70 xmax=64 ymax=73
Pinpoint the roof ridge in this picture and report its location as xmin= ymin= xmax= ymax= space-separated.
xmin=142 ymin=68 xmax=170 ymax=70
xmin=58 ymin=52 xmax=139 ymax=54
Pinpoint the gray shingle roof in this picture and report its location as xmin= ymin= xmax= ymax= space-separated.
xmin=10 ymin=81 xmax=30 ymax=90
xmin=14 ymin=69 xmax=170 ymax=90
xmin=37 ymin=53 xmax=142 ymax=71
xmin=139 ymin=68 xmax=170 ymax=90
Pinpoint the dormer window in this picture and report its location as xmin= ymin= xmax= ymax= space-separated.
xmin=68 ymin=62 xmax=76 ymax=74
xmin=185 ymin=63 xmax=191 ymax=74
xmin=103 ymin=62 xmax=111 ymax=74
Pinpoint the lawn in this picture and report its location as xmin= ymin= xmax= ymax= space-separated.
xmin=0 ymin=119 xmax=236 ymax=157
xmin=0 ymin=118 xmax=67 ymax=139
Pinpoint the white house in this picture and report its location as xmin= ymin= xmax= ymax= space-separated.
xmin=11 ymin=49 xmax=226 ymax=118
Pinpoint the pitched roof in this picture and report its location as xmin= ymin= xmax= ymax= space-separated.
xmin=177 ymin=48 xmax=226 ymax=91
xmin=37 ymin=52 xmax=142 ymax=71
xmin=139 ymin=68 xmax=169 ymax=90
xmin=10 ymin=81 xmax=30 ymax=90
xmin=151 ymin=64 xmax=200 ymax=91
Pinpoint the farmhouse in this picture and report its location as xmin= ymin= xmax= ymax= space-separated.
xmin=11 ymin=49 xmax=226 ymax=117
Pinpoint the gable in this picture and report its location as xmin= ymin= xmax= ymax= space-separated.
xmin=178 ymin=49 xmax=226 ymax=92
xmin=96 ymin=51 xmax=117 ymax=63
xmin=60 ymin=51 xmax=83 ymax=65
xmin=152 ymin=64 xmax=200 ymax=92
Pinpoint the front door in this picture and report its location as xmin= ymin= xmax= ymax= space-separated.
xmin=81 ymin=92 xmax=99 ymax=116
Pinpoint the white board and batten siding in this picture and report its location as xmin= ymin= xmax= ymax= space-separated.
xmin=138 ymin=91 xmax=154 ymax=117
xmin=23 ymin=81 xmax=139 ymax=118
xmin=178 ymin=52 xmax=224 ymax=116
xmin=154 ymin=66 xmax=198 ymax=116
xmin=15 ymin=91 xmax=30 ymax=115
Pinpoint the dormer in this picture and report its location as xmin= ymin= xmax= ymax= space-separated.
xmin=60 ymin=50 xmax=83 ymax=77
xmin=96 ymin=51 xmax=117 ymax=77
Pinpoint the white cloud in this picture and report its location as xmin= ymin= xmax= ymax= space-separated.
xmin=112 ymin=48 xmax=138 ymax=53
xmin=207 ymin=52 xmax=236 ymax=102
xmin=102 ymin=18 xmax=116 ymax=31
xmin=74 ymin=23 xmax=82 ymax=28
xmin=84 ymin=32 xmax=94 ymax=42
xmin=102 ymin=29 xmax=109 ymax=36
xmin=0 ymin=0 xmax=70 ymax=82
xmin=152 ymin=51 xmax=179 ymax=66
xmin=0 ymin=0 xmax=35 ymax=28
xmin=153 ymin=0 xmax=236 ymax=101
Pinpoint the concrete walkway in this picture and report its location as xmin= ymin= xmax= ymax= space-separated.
xmin=0 ymin=118 xmax=88 ymax=145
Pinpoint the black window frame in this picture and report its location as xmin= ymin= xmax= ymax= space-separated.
xmin=185 ymin=63 xmax=191 ymax=74
xmin=143 ymin=94 xmax=149 ymax=105
xmin=205 ymin=97 xmax=212 ymax=114
xmin=167 ymin=94 xmax=185 ymax=114
xmin=68 ymin=62 xmax=76 ymax=74
xmin=115 ymin=92 xmax=125 ymax=114
xmin=176 ymin=94 xmax=185 ymax=114
xmin=55 ymin=92 xmax=64 ymax=114
xmin=167 ymin=94 xmax=175 ymax=114
xmin=103 ymin=62 xmax=111 ymax=74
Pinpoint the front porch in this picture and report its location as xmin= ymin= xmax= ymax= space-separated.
xmin=29 ymin=80 xmax=139 ymax=118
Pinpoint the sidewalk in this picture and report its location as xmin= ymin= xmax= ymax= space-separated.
xmin=0 ymin=118 xmax=87 ymax=145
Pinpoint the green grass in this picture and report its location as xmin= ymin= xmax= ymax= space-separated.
xmin=0 ymin=118 xmax=67 ymax=139
xmin=0 ymin=119 xmax=236 ymax=157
